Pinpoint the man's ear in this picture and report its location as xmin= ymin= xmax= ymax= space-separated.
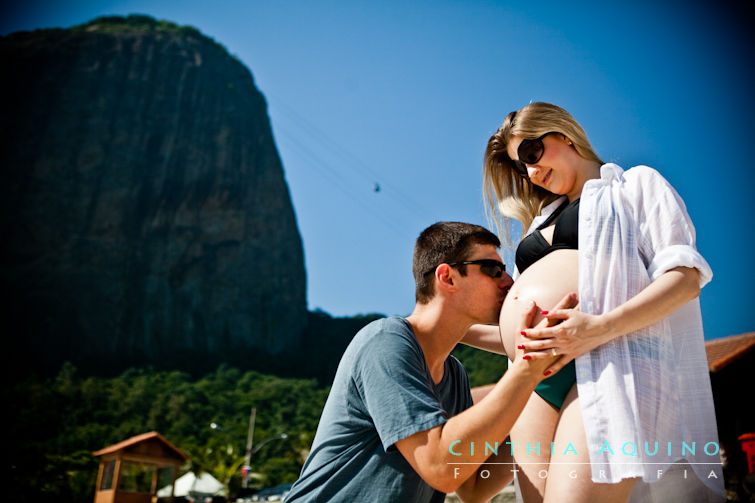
xmin=434 ymin=263 xmax=456 ymax=293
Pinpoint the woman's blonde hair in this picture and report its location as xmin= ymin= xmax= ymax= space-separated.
xmin=483 ymin=102 xmax=602 ymax=246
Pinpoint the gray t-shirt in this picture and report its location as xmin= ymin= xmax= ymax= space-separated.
xmin=285 ymin=317 xmax=473 ymax=503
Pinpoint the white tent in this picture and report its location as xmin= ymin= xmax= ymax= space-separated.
xmin=157 ymin=471 xmax=227 ymax=498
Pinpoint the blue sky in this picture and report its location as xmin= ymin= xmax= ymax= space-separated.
xmin=2 ymin=1 xmax=753 ymax=340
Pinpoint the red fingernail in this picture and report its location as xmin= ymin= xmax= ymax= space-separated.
xmin=517 ymin=344 xmax=524 ymax=349
xmin=541 ymin=311 xmax=549 ymax=315
xmin=520 ymin=331 xmax=526 ymax=336
xmin=543 ymin=370 xmax=552 ymax=376
xmin=523 ymin=355 xmax=531 ymax=360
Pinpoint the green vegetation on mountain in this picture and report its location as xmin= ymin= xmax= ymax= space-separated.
xmin=73 ymin=14 xmax=205 ymax=38
xmin=452 ymin=344 xmax=508 ymax=387
xmin=7 ymin=364 xmax=327 ymax=502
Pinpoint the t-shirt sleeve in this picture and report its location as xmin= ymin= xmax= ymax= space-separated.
xmin=629 ymin=166 xmax=713 ymax=289
xmin=354 ymin=327 xmax=449 ymax=452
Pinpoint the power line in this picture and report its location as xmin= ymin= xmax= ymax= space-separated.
xmin=266 ymin=92 xmax=436 ymax=222
xmin=274 ymin=123 xmax=414 ymax=240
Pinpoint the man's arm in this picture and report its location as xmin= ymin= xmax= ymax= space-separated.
xmin=394 ymin=299 xmax=565 ymax=495
xmin=453 ymin=440 xmax=514 ymax=503
xmin=460 ymin=324 xmax=507 ymax=355
xmin=395 ymin=353 xmax=542 ymax=493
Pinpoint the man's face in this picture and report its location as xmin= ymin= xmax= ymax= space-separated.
xmin=456 ymin=244 xmax=514 ymax=324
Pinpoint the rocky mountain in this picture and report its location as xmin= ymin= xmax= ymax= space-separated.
xmin=0 ymin=15 xmax=307 ymax=373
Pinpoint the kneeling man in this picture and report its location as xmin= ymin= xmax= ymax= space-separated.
xmin=286 ymin=222 xmax=569 ymax=503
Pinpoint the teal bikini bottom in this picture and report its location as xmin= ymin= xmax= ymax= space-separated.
xmin=534 ymin=360 xmax=576 ymax=409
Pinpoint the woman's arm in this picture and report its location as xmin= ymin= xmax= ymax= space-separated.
xmin=520 ymin=265 xmax=700 ymax=375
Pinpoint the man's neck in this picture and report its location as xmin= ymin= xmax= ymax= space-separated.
xmin=406 ymin=302 xmax=472 ymax=385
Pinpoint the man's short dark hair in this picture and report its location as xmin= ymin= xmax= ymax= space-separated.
xmin=413 ymin=222 xmax=501 ymax=304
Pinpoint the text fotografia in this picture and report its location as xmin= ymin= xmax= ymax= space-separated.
xmin=448 ymin=440 xmax=721 ymax=459
xmin=449 ymin=441 xmax=722 ymax=481
xmin=451 ymin=466 xmax=720 ymax=481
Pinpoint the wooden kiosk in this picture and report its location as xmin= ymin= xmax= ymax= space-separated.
xmin=93 ymin=431 xmax=189 ymax=503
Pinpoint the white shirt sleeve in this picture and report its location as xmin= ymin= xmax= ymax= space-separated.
xmin=626 ymin=166 xmax=713 ymax=288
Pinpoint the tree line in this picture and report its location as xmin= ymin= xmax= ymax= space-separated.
xmin=7 ymin=313 xmax=508 ymax=503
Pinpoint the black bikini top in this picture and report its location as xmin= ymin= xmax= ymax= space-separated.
xmin=515 ymin=198 xmax=580 ymax=273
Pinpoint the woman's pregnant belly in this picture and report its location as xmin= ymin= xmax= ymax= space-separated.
xmin=499 ymin=249 xmax=579 ymax=356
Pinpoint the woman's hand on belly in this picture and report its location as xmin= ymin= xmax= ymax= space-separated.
xmin=499 ymin=249 xmax=579 ymax=359
xmin=520 ymin=309 xmax=612 ymax=376
xmin=501 ymin=249 xmax=604 ymax=377
xmin=521 ymin=265 xmax=703 ymax=376
xmin=506 ymin=294 xmax=580 ymax=380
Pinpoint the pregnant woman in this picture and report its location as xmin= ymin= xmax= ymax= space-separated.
xmin=463 ymin=102 xmax=724 ymax=502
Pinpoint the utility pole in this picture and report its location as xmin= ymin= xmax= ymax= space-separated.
xmin=242 ymin=407 xmax=256 ymax=488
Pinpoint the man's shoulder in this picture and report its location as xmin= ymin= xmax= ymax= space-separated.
xmin=344 ymin=316 xmax=424 ymax=377
xmin=366 ymin=315 xmax=412 ymax=332
xmin=351 ymin=316 xmax=415 ymax=351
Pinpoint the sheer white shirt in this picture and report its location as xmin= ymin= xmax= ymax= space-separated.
xmin=519 ymin=164 xmax=724 ymax=501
